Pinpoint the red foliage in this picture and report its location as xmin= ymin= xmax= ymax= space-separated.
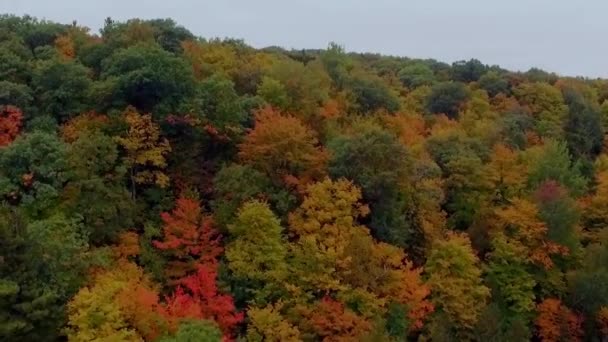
xmin=153 ymin=197 xmax=223 ymax=281
xmin=536 ymin=298 xmax=583 ymax=342
xmin=0 ymin=105 xmax=23 ymax=146
xmin=164 ymin=265 xmax=243 ymax=337
xmin=308 ymin=297 xmax=372 ymax=342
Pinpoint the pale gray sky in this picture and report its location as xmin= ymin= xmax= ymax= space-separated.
xmin=2 ymin=0 xmax=606 ymax=77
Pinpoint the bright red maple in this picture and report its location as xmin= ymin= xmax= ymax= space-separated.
xmin=164 ymin=265 xmax=243 ymax=337
xmin=154 ymin=197 xmax=223 ymax=282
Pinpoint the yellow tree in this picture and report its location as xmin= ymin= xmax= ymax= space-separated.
xmin=482 ymin=144 xmax=527 ymax=204
xmin=245 ymin=303 xmax=301 ymax=342
xmin=116 ymin=107 xmax=171 ymax=197
xmin=425 ymin=233 xmax=490 ymax=337
xmin=66 ymin=262 xmax=166 ymax=342
xmin=287 ymin=178 xmax=369 ymax=292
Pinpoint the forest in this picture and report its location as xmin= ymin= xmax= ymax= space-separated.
xmin=0 ymin=14 xmax=608 ymax=342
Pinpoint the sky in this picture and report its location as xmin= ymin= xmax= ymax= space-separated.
xmin=2 ymin=0 xmax=606 ymax=78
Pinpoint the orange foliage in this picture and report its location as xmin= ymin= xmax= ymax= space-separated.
xmin=494 ymin=198 xmax=568 ymax=269
xmin=306 ymin=297 xmax=372 ymax=342
xmin=383 ymin=113 xmax=427 ymax=147
xmin=114 ymin=231 xmax=140 ymax=260
xmin=154 ymin=197 xmax=222 ymax=282
xmin=0 ymin=105 xmax=23 ymax=146
xmin=598 ymin=307 xmax=608 ymax=338
xmin=535 ymin=298 xmax=583 ymax=342
xmin=238 ymin=106 xmax=327 ymax=191
xmin=55 ymin=34 xmax=75 ymax=60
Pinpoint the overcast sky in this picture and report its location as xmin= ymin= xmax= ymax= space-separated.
xmin=2 ymin=0 xmax=606 ymax=77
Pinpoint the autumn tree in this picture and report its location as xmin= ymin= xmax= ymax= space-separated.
xmin=163 ymin=265 xmax=243 ymax=336
xmin=287 ymin=178 xmax=369 ymax=292
xmin=0 ymin=105 xmax=22 ymax=146
xmin=535 ymin=298 xmax=583 ymax=342
xmin=246 ymin=303 xmax=301 ymax=342
xmin=153 ymin=197 xmax=222 ymax=282
xmin=425 ymin=233 xmax=490 ymax=338
xmin=116 ymin=107 xmax=171 ymax=197
xmin=238 ymin=106 xmax=327 ymax=190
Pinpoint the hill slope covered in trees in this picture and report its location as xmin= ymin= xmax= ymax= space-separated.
xmin=1 ymin=15 xmax=608 ymax=341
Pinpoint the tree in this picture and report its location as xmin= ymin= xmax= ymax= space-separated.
xmin=535 ymin=298 xmax=583 ymax=342
xmin=225 ymin=200 xmax=288 ymax=303
xmin=163 ymin=265 xmax=243 ymax=336
xmin=493 ymin=198 xmax=568 ymax=269
xmin=116 ymin=107 xmax=171 ymax=197
xmin=288 ymin=178 xmax=369 ymax=292
xmin=563 ymin=91 xmax=603 ymax=160
xmin=64 ymin=131 xmax=134 ymax=244
xmin=426 ymin=82 xmax=470 ymax=119
xmin=0 ymin=105 xmax=22 ymax=146
xmin=328 ymin=123 xmax=416 ymax=248
xmin=526 ymin=140 xmax=587 ymax=196
xmin=31 ymin=58 xmax=92 ymax=123
xmin=0 ymin=132 xmax=68 ymax=216
xmin=425 ymin=233 xmax=490 ymax=337
xmin=451 ymin=59 xmax=488 ymax=83
xmin=478 ymin=71 xmax=510 ymax=97
xmin=246 ymin=303 xmax=301 ymax=342
xmin=514 ymin=82 xmax=567 ymax=139
xmin=302 ymin=297 xmax=372 ymax=342
xmin=398 ymin=62 xmax=436 ymax=88
xmin=66 ymin=261 xmax=165 ymax=342
xmin=100 ymin=43 xmax=196 ymax=117
xmin=238 ymin=106 xmax=327 ymax=190
xmin=257 ymin=76 xmax=290 ymax=110
xmin=2 ymin=214 xmax=89 ymax=340
xmin=153 ymin=197 xmax=222 ymax=282
xmin=197 ymin=74 xmax=247 ymax=132
xmin=158 ymin=320 xmax=222 ymax=342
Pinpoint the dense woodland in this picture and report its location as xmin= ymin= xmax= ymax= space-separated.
xmin=1 ymin=14 xmax=608 ymax=341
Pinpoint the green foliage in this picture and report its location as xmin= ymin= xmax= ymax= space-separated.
xmin=398 ymin=62 xmax=436 ymax=88
xmin=100 ymin=43 xmax=196 ymax=117
xmin=526 ymin=140 xmax=587 ymax=195
xmin=0 ymin=131 xmax=68 ymax=216
xmin=31 ymin=59 xmax=92 ymax=122
xmin=426 ymin=81 xmax=470 ymax=119
xmin=159 ymin=320 xmax=222 ymax=342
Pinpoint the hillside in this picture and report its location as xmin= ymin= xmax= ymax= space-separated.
xmin=1 ymin=15 xmax=608 ymax=341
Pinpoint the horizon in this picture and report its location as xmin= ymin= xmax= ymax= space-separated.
xmin=2 ymin=0 xmax=607 ymax=78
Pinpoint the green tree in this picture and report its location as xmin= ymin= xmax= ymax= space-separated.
xmin=159 ymin=320 xmax=222 ymax=342
xmin=398 ymin=62 xmax=436 ymax=88
xmin=328 ymin=123 xmax=415 ymax=247
xmin=0 ymin=132 xmax=68 ymax=217
xmin=31 ymin=58 xmax=92 ymax=122
xmin=0 ymin=212 xmax=89 ymax=340
xmin=100 ymin=43 xmax=196 ymax=117
xmin=426 ymin=82 xmax=470 ymax=119
xmin=226 ymin=201 xmax=288 ymax=304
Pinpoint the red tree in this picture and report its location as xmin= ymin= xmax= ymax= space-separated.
xmin=0 ymin=105 xmax=23 ymax=146
xmin=164 ymin=265 xmax=243 ymax=337
xmin=154 ymin=197 xmax=223 ymax=282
